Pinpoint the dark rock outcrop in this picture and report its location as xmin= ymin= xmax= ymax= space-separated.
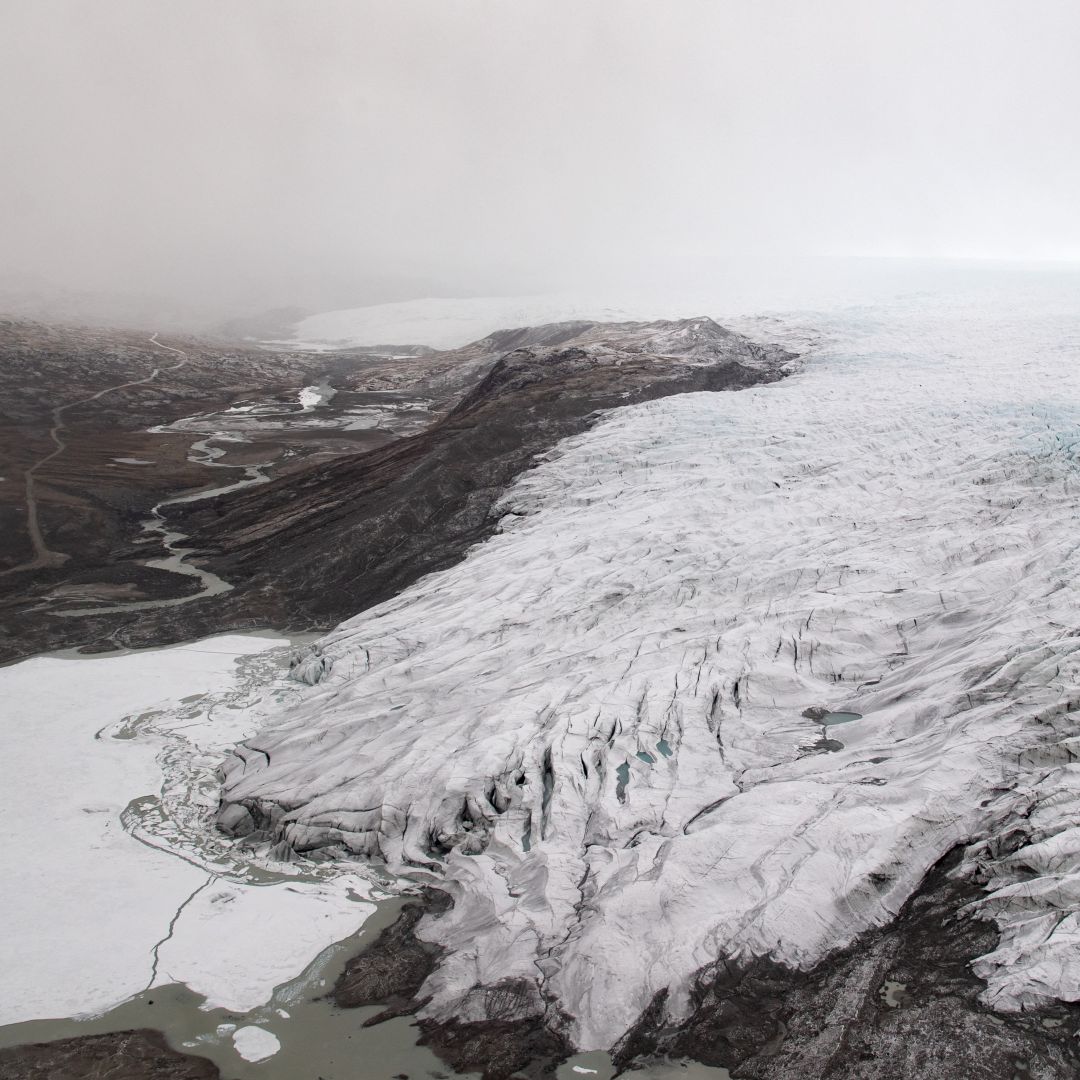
xmin=614 ymin=848 xmax=1080 ymax=1080
xmin=0 ymin=1028 xmax=220 ymax=1080
xmin=332 ymin=888 xmax=450 ymax=1022
xmin=417 ymin=1015 xmax=573 ymax=1080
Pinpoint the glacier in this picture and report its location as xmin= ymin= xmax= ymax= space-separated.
xmin=220 ymin=280 xmax=1080 ymax=1050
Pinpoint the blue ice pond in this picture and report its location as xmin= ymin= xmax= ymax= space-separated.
xmin=822 ymin=711 xmax=863 ymax=725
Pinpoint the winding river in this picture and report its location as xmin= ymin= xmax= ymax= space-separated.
xmin=56 ymin=433 xmax=275 ymax=618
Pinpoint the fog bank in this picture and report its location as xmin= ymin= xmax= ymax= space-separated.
xmin=2 ymin=1 xmax=1079 ymax=324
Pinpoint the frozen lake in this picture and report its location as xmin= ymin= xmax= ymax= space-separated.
xmin=0 ymin=634 xmax=389 ymax=1072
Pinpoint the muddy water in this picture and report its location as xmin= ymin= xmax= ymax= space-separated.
xmin=0 ymin=896 xmax=480 ymax=1080
xmin=557 ymin=1051 xmax=732 ymax=1080
xmin=0 ymin=889 xmax=726 ymax=1079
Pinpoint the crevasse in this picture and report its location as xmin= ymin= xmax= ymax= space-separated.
xmin=220 ymin=283 xmax=1080 ymax=1047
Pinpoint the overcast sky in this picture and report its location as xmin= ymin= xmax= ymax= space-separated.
xmin=2 ymin=0 xmax=1079 ymax=317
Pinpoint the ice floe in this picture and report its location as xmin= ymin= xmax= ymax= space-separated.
xmin=231 ymin=1024 xmax=281 ymax=1062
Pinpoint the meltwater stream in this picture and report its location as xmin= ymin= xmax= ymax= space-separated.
xmin=52 ymin=378 xmax=425 ymax=620
xmin=55 ymin=432 xmax=274 ymax=618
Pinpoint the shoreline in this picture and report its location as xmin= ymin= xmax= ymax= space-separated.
xmin=0 ymin=895 xmax=473 ymax=1080
xmin=0 ymin=633 xmax=384 ymax=1047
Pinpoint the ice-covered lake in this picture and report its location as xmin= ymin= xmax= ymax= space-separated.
xmin=0 ymin=634 xmax=389 ymax=1072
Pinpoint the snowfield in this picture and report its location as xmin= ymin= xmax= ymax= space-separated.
xmin=223 ymin=279 xmax=1080 ymax=1048
xmin=290 ymin=294 xmax=655 ymax=350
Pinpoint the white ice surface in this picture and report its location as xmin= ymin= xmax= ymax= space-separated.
xmin=0 ymin=635 xmax=378 ymax=1025
xmin=227 ymin=276 xmax=1080 ymax=1047
xmin=291 ymin=295 xmax=650 ymax=350
xmin=150 ymin=876 xmax=371 ymax=1015
xmin=231 ymin=1025 xmax=281 ymax=1062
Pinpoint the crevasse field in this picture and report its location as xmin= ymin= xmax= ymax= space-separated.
xmin=226 ymin=276 xmax=1080 ymax=1046
xmin=4 ymin=268 xmax=1080 ymax=1060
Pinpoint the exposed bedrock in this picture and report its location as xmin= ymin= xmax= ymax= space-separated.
xmin=332 ymin=888 xmax=450 ymax=1021
xmin=615 ymin=849 xmax=1080 ymax=1079
xmin=0 ymin=1029 xmax=221 ymax=1080
xmin=127 ymin=317 xmax=790 ymax=646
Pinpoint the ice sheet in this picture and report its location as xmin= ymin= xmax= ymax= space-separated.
xmin=228 ymin=279 xmax=1080 ymax=1045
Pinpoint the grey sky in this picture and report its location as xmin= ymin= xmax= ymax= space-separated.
xmin=2 ymin=0 xmax=1079 ymax=316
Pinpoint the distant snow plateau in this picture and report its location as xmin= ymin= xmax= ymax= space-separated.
xmin=289 ymin=295 xmax=661 ymax=350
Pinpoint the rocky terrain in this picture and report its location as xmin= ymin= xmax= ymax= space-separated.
xmin=0 ymin=316 xmax=789 ymax=660
xmin=0 ymin=318 xmax=478 ymax=659
xmin=0 ymin=1029 xmax=221 ymax=1080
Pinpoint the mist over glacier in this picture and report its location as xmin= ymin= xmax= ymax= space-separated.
xmin=209 ymin=273 xmax=1080 ymax=1047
